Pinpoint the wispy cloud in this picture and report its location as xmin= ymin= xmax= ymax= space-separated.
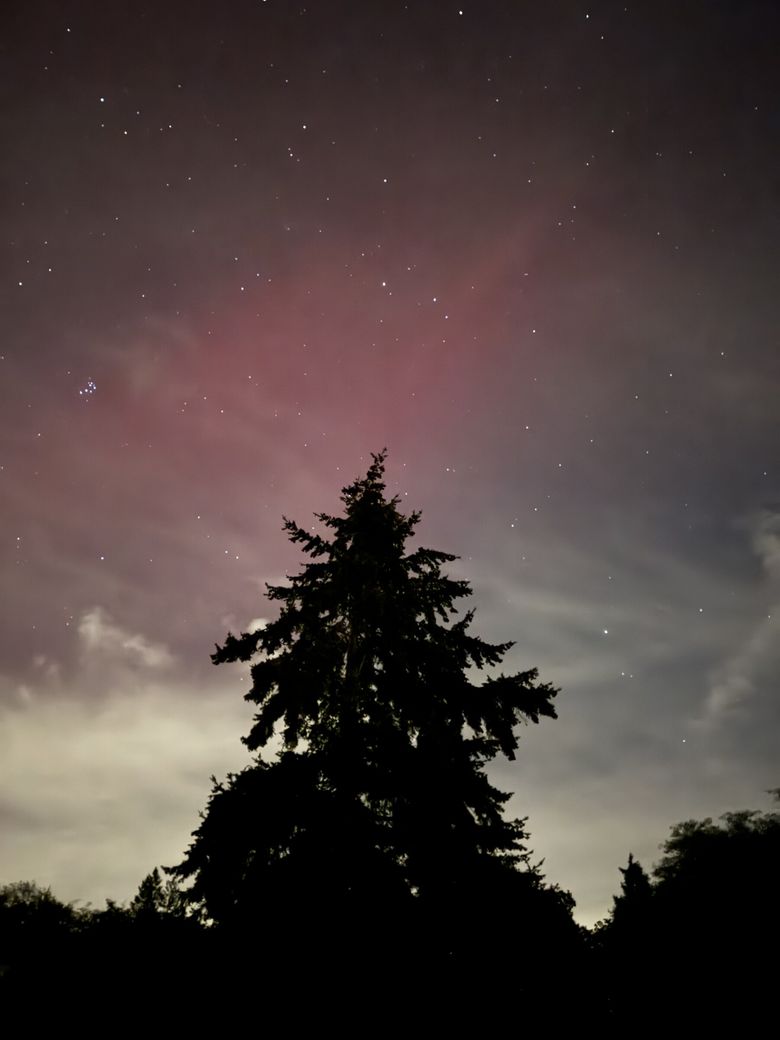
xmin=78 ymin=606 xmax=175 ymax=670
xmin=704 ymin=510 xmax=780 ymax=722
xmin=0 ymin=609 xmax=253 ymax=906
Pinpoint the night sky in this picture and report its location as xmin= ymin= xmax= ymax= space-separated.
xmin=1 ymin=0 xmax=778 ymax=925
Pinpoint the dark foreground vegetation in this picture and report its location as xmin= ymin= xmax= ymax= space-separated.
xmin=3 ymin=803 xmax=778 ymax=1027
xmin=3 ymin=455 xmax=776 ymax=1026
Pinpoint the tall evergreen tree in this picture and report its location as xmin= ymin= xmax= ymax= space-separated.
xmin=599 ymin=853 xmax=656 ymax=1020
xmin=611 ymin=853 xmax=653 ymax=931
xmin=171 ymin=452 xmax=562 ymax=982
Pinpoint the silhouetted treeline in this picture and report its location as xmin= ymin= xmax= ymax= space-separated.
xmin=592 ymin=793 xmax=780 ymax=1030
xmin=2 ymin=796 xmax=777 ymax=1025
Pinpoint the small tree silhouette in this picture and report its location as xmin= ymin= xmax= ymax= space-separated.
xmin=130 ymin=867 xmax=186 ymax=918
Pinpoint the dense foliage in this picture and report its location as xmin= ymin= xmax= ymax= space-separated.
xmin=167 ymin=452 xmax=575 ymax=1002
xmin=595 ymin=795 xmax=780 ymax=1028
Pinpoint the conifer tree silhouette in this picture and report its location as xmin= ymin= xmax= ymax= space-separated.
xmin=170 ymin=451 xmax=562 ymax=984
